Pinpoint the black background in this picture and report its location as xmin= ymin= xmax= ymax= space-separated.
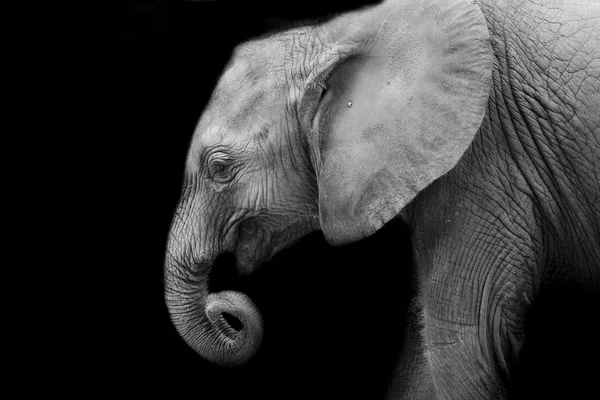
xmin=31 ymin=0 xmax=599 ymax=398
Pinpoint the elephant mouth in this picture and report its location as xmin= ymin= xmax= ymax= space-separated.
xmin=233 ymin=218 xmax=268 ymax=274
xmin=232 ymin=215 xmax=320 ymax=275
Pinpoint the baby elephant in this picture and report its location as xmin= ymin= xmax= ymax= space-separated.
xmin=164 ymin=0 xmax=600 ymax=398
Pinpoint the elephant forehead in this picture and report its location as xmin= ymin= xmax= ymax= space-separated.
xmin=186 ymin=39 xmax=297 ymax=165
xmin=188 ymin=78 xmax=282 ymax=160
xmin=220 ymin=57 xmax=259 ymax=87
xmin=216 ymin=43 xmax=284 ymax=98
xmin=205 ymin=64 xmax=286 ymax=135
xmin=215 ymin=79 xmax=279 ymax=124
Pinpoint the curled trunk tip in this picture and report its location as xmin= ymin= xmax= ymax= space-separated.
xmin=167 ymin=288 xmax=264 ymax=367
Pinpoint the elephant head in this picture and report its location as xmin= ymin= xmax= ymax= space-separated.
xmin=165 ymin=0 xmax=493 ymax=366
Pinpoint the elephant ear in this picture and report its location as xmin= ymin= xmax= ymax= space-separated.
xmin=307 ymin=0 xmax=493 ymax=245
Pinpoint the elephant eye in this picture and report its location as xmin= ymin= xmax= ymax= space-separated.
xmin=208 ymin=155 xmax=234 ymax=183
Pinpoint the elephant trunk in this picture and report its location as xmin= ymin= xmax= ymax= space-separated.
xmin=164 ymin=224 xmax=263 ymax=366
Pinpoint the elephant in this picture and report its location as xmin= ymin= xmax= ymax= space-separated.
xmin=164 ymin=0 xmax=600 ymax=398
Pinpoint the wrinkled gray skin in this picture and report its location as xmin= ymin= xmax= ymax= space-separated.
xmin=165 ymin=0 xmax=599 ymax=398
